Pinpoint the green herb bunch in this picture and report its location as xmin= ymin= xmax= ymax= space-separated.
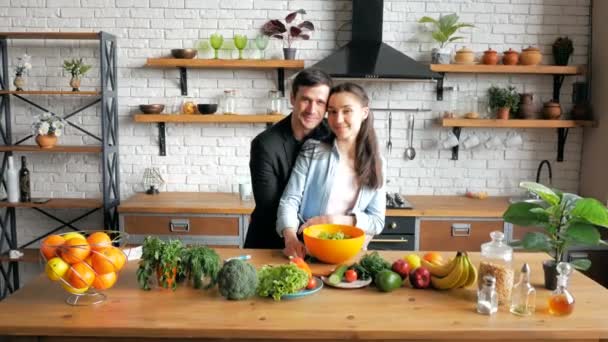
xmin=63 ymin=58 xmax=92 ymax=77
xmin=180 ymin=246 xmax=221 ymax=289
xmin=356 ymin=252 xmax=391 ymax=281
xmin=136 ymin=236 xmax=165 ymax=291
xmin=488 ymin=86 xmax=520 ymax=114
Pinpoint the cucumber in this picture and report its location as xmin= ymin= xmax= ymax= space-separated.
xmin=328 ymin=264 xmax=350 ymax=285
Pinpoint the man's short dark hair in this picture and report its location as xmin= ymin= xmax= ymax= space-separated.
xmin=291 ymin=68 xmax=333 ymax=97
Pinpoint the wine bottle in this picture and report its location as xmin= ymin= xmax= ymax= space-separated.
xmin=6 ymin=156 xmax=19 ymax=203
xmin=19 ymin=156 xmax=31 ymax=202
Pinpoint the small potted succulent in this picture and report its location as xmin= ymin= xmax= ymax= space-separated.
xmin=553 ymin=36 xmax=574 ymax=66
xmin=63 ymin=58 xmax=92 ymax=91
xmin=488 ymin=86 xmax=520 ymax=120
xmin=418 ymin=13 xmax=475 ymax=64
xmin=503 ymin=182 xmax=608 ymax=290
xmin=13 ymin=54 xmax=32 ymax=91
xmin=261 ymin=9 xmax=314 ymax=60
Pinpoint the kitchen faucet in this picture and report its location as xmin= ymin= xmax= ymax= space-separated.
xmin=536 ymin=160 xmax=553 ymax=185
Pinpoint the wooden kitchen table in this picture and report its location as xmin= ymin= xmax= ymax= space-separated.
xmin=1 ymin=249 xmax=607 ymax=342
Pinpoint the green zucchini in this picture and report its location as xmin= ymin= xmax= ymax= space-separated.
xmin=328 ymin=264 xmax=350 ymax=285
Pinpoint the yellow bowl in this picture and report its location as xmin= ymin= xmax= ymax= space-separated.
xmin=303 ymin=224 xmax=365 ymax=264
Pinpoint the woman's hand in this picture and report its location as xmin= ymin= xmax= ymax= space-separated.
xmin=298 ymin=215 xmax=356 ymax=233
xmin=282 ymin=228 xmax=306 ymax=258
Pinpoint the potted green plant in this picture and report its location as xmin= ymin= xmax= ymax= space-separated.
xmin=179 ymin=245 xmax=221 ymax=289
xmin=418 ymin=13 xmax=475 ymax=64
xmin=63 ymin=58 xmax=92 ymax=91
xmin=553 ymin=36 xmax=574 ymax=66
xmin=261 ymin=9 xmax=314 ymax=60
xmin=488 ymin=86 xmax=520 ymax=120
xmin=503 ymin=182 xmax=608 ymax=289
xmin=136 ymin=237 xmax=184 ymax=291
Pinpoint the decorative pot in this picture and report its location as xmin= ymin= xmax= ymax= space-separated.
xmin=520 ymin=46 xmax=542 ymax=65
xmin=553 ymin=51 xmax=571 ymax=66
xmin=502 ymin=48 xmax=519 ymax=65
xmin=543 ymin=100 xmax=562 ymax=119
xmin=571 ymin=102 xmax=590 ymax=120
xmin=518 ymin=93 xmax=536 ymax=119
xmin=496 ymin=107 xmax=510 ymax=120
xmin=69 ymin=76 xmax=81 ymax=92
xmin=482 ymin=48 xmax=499 ymax=65
xmin=543 ymin=260 xmax=558 ymax=290
xmin=35 ymin=133 xmax=57 ymax=149
xmin=13 ymin=74 xmax=25 ymax=91
xmin=431 ymin=47 xmax=452 ymax=64
xmin=454 ymin=46 xmax=475 ymax=64
xmin=283 ymin=48 xmax=297 ymax=60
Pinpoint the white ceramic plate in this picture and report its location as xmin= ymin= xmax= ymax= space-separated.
xmin=321 ymin=276 xmax=372 ymax=289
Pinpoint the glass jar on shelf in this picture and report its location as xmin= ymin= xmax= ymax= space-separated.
xmin=221 ymin=89 xmax=237 ymax=115
xmin=181 ymin=95 xmax=197 ymax=115
xmin=267 ymin=90 xmax=286 ymax=115
xmin=478 ymin=231 xmax=514 ymax=305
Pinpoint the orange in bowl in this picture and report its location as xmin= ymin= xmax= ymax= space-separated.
xmin=303 ymin=224 xmax=365 ymax=264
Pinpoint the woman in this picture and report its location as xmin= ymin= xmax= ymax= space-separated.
xmin=276 ymin=83 xmax=386 ymax=258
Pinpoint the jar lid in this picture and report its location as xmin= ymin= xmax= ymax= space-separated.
xmin=545 ymin=101 xmax=560 ymax=107
xmin=504 ymin=48 xmax=517 ymax=54
xmin=480 ymin=231 xmax=513 ymax=261
xmin=523 ymin=46 xmax=540 ymax=52
xmin=484 ymin=48 xmax=497 ymax=54
xmin=457 ymin=46 xmax=474 ymax=53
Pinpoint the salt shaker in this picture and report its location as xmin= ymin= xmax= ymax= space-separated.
xmin=477 ymin=275 xmax=498 ymax=315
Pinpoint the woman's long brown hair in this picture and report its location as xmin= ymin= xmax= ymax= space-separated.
xmin=327 ymin=83 xmax=383 ymax=189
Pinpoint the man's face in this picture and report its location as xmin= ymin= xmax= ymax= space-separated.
xmin=290 ymin=84 xmax=330 ymax=136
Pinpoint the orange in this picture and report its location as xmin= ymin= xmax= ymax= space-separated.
xmin=86 ymin=232 xmax=112 ymax=252
xmin=92 ymin=247 xmax=124 ymax=274
xmin=61 ymin=281 xmax=89 ymax=294
xmin=66 ymin=262 xmax=95 ymax=289
xmin=60 ymin=237 xmax=91 ymax=264
xmin=113 ymin=247 xmax=127 ymax=271
xmin=423 ymin=252 xmax=445 ymax=266
xmin=92 ymin=271 xmax=117 ymax=290
xmin=40 ymin=235 xmax=65 ymax=260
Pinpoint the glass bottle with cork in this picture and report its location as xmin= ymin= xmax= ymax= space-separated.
xmin=478 ymin=231 xmax=514 ymax=305
xmin=19 ymin=156 xmax=31 ymax=202
xmin=548 ymin=262 xmax=575 ymax=316
xmin=510 ymin=263 xmax=536 ymax=316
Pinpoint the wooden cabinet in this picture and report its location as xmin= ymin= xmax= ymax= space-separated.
xmin=419 ymin=219 xmax=504 ymax=251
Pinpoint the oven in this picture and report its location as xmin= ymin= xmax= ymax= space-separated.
xmin=368 ymin=216 xmax=416 ymax=251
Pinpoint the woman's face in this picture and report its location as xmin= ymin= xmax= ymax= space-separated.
xmin=327 ymin=92 xmax=369 ymax=143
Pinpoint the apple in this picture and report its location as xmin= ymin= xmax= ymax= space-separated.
xmin=45 ymin=257 xmax=70 ymax=281
xmin=391 ymin=259 xmax=410 ymax=279
xmin=409 ymin=267 xmax=431 ymax=289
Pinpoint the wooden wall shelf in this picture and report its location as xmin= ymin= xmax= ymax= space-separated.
xmin=134 ymin=114 xmax=285 ymax=124
xmin=0 ymin=90 xmax=100 ymax=96
xmin=0 ymin=145 xmax=102 ymax=153
xmin=430 ymin=64 xmax=584 ymax=75
xmin=441 ymin=118 xmax=595 ymax=128
xmin=0 ymin=198 xmax=102 ymax=209
xmin=0 ymin=32 xmax=100 ymax=40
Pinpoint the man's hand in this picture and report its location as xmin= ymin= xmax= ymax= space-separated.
xmin=298 ymin=215 xmax=356 ymax=233
xmin=282 ymin=228 xmax=306 ymax=258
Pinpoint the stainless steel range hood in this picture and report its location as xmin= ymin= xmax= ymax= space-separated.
xmin=312 ymin=0 xmax=441 ymax=80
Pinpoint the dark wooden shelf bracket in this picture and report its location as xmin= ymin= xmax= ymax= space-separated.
xmin=557 ymin=127 xmax=569 ymax=162
xmin=158 ymin=122 xmax=166 ymax=156
xmin=179 ymin=67 xmax=188 ymax=96
xmin=451 ymin=127 xmax=461 ymax=160
xmin=436 ymin=73 xmax=445 ymax=101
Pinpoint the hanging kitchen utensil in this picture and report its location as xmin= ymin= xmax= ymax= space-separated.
xmin=404 ymin=114 xmax=416 ymax=160
xmin=386 ymin=111 xmax=393 ymax=155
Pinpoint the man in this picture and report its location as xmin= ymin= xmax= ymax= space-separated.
xmin=244 ymin=69 xmax=332 ymax=256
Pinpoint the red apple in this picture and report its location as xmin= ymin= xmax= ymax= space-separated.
xmin=409 ymin=267 xmax=431 ymax=289
xmin=391 ymin=259 xmax=410 ymax=279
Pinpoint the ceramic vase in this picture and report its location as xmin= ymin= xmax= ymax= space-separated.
xmin=35 ymin=133 xmax=57 ymax=149
xmin=69 ymin=76 xmax=81 ymax=92
xmin=13 ymin=74 xmax=25 ymax=91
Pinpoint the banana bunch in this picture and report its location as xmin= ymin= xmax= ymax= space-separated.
xmin=421 ymin=251 xmax=478 ymax=290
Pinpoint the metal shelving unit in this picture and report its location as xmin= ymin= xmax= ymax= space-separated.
xmin=0 ymin=31 xmax=119 ymax=300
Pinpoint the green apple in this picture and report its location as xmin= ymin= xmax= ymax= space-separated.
xmin=45 ymin=257 xmax=69 ymax=281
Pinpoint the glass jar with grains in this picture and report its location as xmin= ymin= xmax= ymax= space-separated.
xmin=478 ymin=231 xmax=514 ymax=304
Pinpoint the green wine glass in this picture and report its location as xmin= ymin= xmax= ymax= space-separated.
xmin=233 ymin=34 xmax=248 ymax=60
xmin=209 ymin=33 xmax=224 ymax=59
xmin=254 ymin=34 xmax=270 ymax=59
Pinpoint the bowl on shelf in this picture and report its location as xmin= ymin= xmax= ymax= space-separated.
xmin=139 ymin=104 xmax=165 ymax=114
xmin=303 ymin=224 xmax=365 ymax=264
xmin=171 ymin=49 xmax=197 ymax=59
xmin=197 ymin=104 xmax=218 ymax=115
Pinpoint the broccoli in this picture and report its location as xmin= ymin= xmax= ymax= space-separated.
xmin=217 ymin=259 xmax=258 ymax=300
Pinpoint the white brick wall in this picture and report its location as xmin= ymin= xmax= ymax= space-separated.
xmin=0 ymin=0 xmax=591 ymax=243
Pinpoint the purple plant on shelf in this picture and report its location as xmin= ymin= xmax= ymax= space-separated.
xmin=261 ymin=9 xmax=314 ymax=49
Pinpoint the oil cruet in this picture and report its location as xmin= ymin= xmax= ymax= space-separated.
xmin=548 ymin=262 xmax=575 ymax=316
xmin=510 ymin=263 xmax=536 ymax=316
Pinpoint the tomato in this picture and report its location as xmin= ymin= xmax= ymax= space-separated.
xmin=344 ymin=269 xmax=357 ymax=283
xmin=306 ymin=277 xmax=317 ymax=290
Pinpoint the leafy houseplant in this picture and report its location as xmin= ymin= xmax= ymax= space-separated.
xmin=418 ymin=13 xmax=474 ymax=64
xmin=488 ymin=86 xmax=520 ymax=120
xmin=503 ymin=182 xmax=608 ymax=289
xmin=32 ymin=112 xmax=66 ymax=149
xmin=261 ymin=9 xmax=314 ymax=60
xmin=63 ymin=58 xmax=92 ymax=91
xmin=13 ymin=54 xmax=32 ymax=91
xmin=136 ymin=237 xmax=184 ymax=291
xmin=553 ymin=36 xmax=574 ymax=66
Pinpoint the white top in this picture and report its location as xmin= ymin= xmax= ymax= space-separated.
xmin=325 ymin=153 xmax=360 ymax=215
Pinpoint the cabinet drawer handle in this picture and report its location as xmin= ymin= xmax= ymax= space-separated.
xmin=451 ymin=223 xmax=471 ymax=237
xmin=370 ymin=238 xmax=409 ymax=243
xmin=169 ymin=219 xmax=190 ymax=232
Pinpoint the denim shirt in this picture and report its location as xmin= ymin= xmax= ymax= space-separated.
xmin=276 ymin=139 xmax=386 ymax=237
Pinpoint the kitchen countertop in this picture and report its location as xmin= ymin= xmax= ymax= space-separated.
xmin=0 ymin=249 xmax=606 ymax=341
xmin=119 ymin=192 xmax=511 ymax=218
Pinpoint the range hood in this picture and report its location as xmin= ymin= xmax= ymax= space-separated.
xmin=313 ymin=0 xmax=441 ymax=80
